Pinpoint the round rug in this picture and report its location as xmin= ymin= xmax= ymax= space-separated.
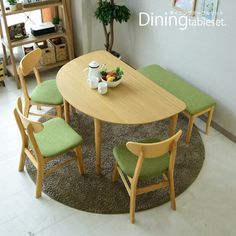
xmin=26 ymin=111 xmax=205 ymax=214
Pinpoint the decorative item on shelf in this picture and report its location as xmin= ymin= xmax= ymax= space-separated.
xmin=30 ymin=22 xmax=55 ymax=36
xmin=8 ymin=22 xmax=28 ymax=41
xmin=173 ymin=0 xmax=197 ymax=16
xmin=23 ymin=45 xmax=34 ymax=55
xmin=7 ymin=0 xmax=17 ymax=11
xmin=95 ymin=0 xmax=131 ymax=58
xmin=16 ymin=2 xmax=23 ymax=10
xmin=35 ymin=40 xmax=56 ymax=65
xmin=52 ymin=16 xmax=63 ymax=33
xmin=201 ymin=0 xmax=219 ymax=21
xmin=49 ymin=37 xmax=68 ymax=62
xmin=100 ymin=66 xmax=124 ymax=87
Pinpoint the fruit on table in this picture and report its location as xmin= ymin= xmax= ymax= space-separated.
xmin=100 ymin=67 xmax=124 ymax=82
xmin=107 ymin=76 xmax=115 ymax=82
xmin=107 ymin=72 xmax=115 ymax=76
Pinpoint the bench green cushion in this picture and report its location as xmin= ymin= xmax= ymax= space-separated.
xmin=34 ymin=118 xmax=83 ymax=158
xmin=31 ymin=80 xmax=63 ymax=105
xmin=113 ymin=138 xmax=169 ymax=180
xmin=138 ymin=65 xmax=215 ymax=115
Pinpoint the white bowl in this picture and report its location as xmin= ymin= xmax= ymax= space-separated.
xmin=101 ymin=77 xmax=123 ymax=88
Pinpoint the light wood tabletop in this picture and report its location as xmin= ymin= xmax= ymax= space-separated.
xmin=57 ymin=50 xmax=186 ymax=174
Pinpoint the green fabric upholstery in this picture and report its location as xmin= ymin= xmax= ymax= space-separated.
xmin=138 ymin=65 xmax=215 ymax=115
xmin=113 ymin=138 xmax=169 ymax=180
xmin=30 ymin=80 xmax=63 ymax=105
xmin=34 ymin=118 xmax=83 ymax=158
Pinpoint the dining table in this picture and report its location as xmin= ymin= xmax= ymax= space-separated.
xmin=56 ymin=50 xmax=186 ymax=175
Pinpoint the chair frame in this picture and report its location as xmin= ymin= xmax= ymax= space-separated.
xmin=112 ymin=131 xmax=182 ymax=223
xmin=18 ymin=48 xmax=63 ymax=118
xmin=14 ymin=97 xmax=84 ymax=198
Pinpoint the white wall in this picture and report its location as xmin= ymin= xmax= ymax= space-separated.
xmin=71 ymin=0 xmax=236 ymax=136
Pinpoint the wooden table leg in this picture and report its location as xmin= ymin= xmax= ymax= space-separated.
xmin=169 ymin=114 xmax=178 ymax=137
xmin=64 ymin=99 xmax=70 ymax=124
xmin=94 ymin=118 xmax=102 ymax=175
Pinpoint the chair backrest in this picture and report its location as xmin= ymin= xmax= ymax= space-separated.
xmin=126 ymin=130 xmax=182 ymax=182
xmin=126 ymin=131 xmax=182 ymax=159
xmin=20 ymin=48 xmax=42 ymax=76
xmin=14 ymin=97 xmax=43 ymax=132
xmin=14 ymin=97 xmax=44 ymax=160
xmin=18 ymin=49 xmax=42 ymax=100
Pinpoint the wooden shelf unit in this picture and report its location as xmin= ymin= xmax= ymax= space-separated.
xmin=2 ymin=32 xmax=67 ymax=48
xmin=0 ymin=0 xmax=74 ymax=88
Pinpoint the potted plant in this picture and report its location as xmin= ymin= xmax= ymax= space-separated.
xmin=95 ymin=0 xmax=130 ymax=57
xmin=7 ymin=0 xmax=17 ymax=11
xmin=52 ymin=16 xmax=63 ymax=32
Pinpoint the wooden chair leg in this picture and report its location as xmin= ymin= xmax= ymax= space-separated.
xmin=206 ymin=107 xmax=214 ymax=135
xmin=169 ymin=171 xmax=176 ymax=210
xmin=186 ymin=116 xmax=195 ymax=144
xmin=75 ymin=146 xmax=84 ymax=175
xmin=64 ymin=99 xmax=70 ymax=124
xmin=36 ymin=164 xmax=44 ymax=198
xmin=18 ymin=146 xmax=26 ymax=172
xmin=112 ymin=162 xmax=119 ymax=183
xmin=24 ymin=101 xmax=30 ymax=117
xmin=130 ymin=184 xmax=137 ymax=224
xmin=56 ymin=105 xmax=63 ymax=118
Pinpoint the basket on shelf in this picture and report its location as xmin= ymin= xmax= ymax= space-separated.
xmin=49 ymin=37 xmax=68 ymax=62
xmin=35 ymin=40 xmax=56 ymax=65
xmin=0 ymin=61 xmax=5 ymax=82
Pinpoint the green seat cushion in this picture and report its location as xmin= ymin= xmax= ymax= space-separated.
xmin=113 ymin=138 xmax=169 ymax=180
xmin=30 ymin=80 xmax=63 ymax=105
xmin=138 ymin=65 xmax=215 ymax=115
xmin=34 ymin=118 xmax=83 ymax=158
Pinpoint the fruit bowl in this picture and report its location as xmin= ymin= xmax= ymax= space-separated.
xmin=101 ymin=77 xmax=123 ymax=87
xmin=100 ymin=66 xmax=124 ymax=88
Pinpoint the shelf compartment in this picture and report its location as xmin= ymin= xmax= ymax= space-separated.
xmin=2 ymin=32 xmax=67 ymax=48
xmin=2 ymin=1 xmax=62 ymax=16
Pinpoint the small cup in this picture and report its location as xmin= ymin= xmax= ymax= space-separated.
xmin=98 ymin=82 xmax=108 ymax=95
xmin=88 ymin=76 xmax=99 ymax=89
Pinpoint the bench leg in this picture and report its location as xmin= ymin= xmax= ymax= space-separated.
xmin=206 ymin=107 xmax=214 ymax=135
xmin=186 ymin=116 xmax=195 ymax=144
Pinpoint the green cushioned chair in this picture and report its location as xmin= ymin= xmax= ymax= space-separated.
xmin=112 ymin=131 xmax=182 ymax=224
xmin=34 ymin=118 xmax=83 ymax=158
xmin=14 ymin=97 xmax=84 ymax=199
xmin=138 ymin=64 xmax=216 ymax=143
xmin=31 ymin=80 xmax=63 ymax=106
xmin=18 ymin=48 xmax=63 ymax=118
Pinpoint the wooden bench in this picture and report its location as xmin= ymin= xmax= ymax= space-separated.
xmin=138 ymin=64 xmax=216 ymax=144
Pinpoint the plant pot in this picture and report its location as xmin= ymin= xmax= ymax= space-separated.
xmin=111 ymin=50 xmax=122 ymax=60
xmin=9 ymin=4 xmax=17 ymax=11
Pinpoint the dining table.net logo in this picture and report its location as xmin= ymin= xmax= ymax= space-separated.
xmin=139 ymin=11 xmax=226 ymax=30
